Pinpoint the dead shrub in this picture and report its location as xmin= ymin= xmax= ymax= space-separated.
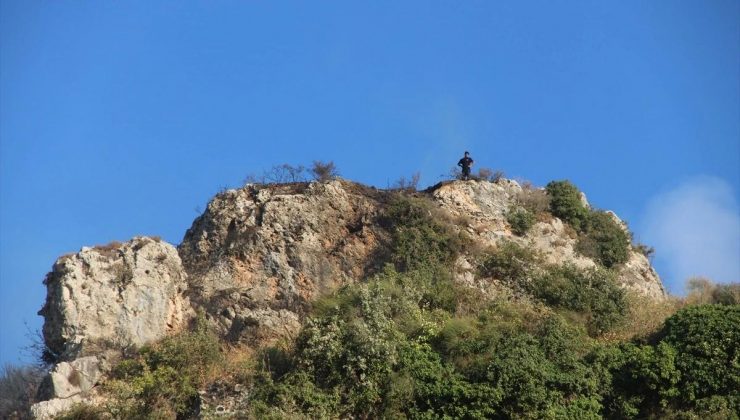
xmin=95 ymin=241 xmax=123 ymax=258
xmin=476 ymin=167 xmax=505 ymax=183
xmin=392 ymin=172 xmax=421 ymax=192
xmin=685 ymin=277 xmax=740 ymax=305
xmin=0 ymin=364 xmax=44 ymax=419
xmin=310 ymin=160 xmax=339 ymax=182
xmin=516 ymin=188 xmax=551 ymax=215
xmin=600 ymin=292 xmax=682 ymax=343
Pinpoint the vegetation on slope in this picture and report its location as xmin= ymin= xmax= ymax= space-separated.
xmin=546 ymin=180 xmax=631 ymax=268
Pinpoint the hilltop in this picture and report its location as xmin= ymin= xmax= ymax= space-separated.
xmin=16 ymin=177 xmax=739 ymax=419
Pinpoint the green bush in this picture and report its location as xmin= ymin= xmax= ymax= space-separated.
xmin=530 ymin=264 xmax=627 ymax=335
xmin=105 ymin=315 xmax=222 ymax=418
xmin=661 ymin=305 xmax=740 ymax=404
xmin=507 ymin=207 xmax=536 ymax=236
xmin=478 ymin=241 xmax=540 ymax=290
xmin=589 ymin=341 xmax=681 ymax=418
xmin=591 ymin=304 xmax=740 ymax=418
xmin=577 ymin=211 xmax=630 ymax=268
xmin=546 ymin=180 xmax=590 ymax=231
xmin=249 ymin=264 xmax=608 ymax=418
xmin=384 ymin=195 xmax=467 ymax=272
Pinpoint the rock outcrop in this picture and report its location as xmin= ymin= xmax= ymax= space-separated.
xmin=33 ymin=178 xmax=668 ymax=417
xmin=178 ymin=180 xmax=389 ymax=344
xmin=38 ymin=356 xmax=101 ymax=400
xmin=429 ymin=180 xmax=666 ymax=298
xmin=39 ymin=236 xmax=190 ymax=361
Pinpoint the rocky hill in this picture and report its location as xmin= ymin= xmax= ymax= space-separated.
xmin=30 ymin=177 xmax=673 ymax=419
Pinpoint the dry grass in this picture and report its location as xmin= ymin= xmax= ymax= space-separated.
xmin=95 ymin=241 xmax=124 ymax=258
xmin=563 ymin=224 xmax=578 ymax=240
xmin=684 ymin=277 xmax=740 ymax=305
xmin=453 ymin=213 xmax=473 ymax=228
xmin=599 ymin=292 xmax=683 ymax=343
xmin=516 ymin=187 xmax=551 ymax=216
xmin=202 ymin=344 xmax=257 ymax=386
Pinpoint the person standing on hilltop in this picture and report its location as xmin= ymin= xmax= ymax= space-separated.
xmin=457 ymin=151 xmax=474 ymax=180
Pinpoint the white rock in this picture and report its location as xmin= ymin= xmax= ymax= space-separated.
xmin=46 ymin=356 xmax=101 ymax=399
xmin=39 ymin=236 xmax=190 ymax=360
xmin=31 ymin=396 xmax=81 ymax=420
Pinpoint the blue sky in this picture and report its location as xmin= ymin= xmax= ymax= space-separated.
xmin=1 ymin=1 xmax=738 ymax=366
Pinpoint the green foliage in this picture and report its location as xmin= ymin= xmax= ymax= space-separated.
xmin=478 ymin=241 xmax=540 ymax=290
xmin=634 ymin=243 xmax=655 ymax=259
xmin=104 ymin=315 xmax=222 ymax=418
xmin=545 ymin=180 xmax=630 ymax=267
xmin=384 ymin=195 xmax=467 ymax=272
xmin=531 ymin=264 xmax=628 ymax=335
xmin=546 ymin=180 xmax=590 ymax=231
xmin=660 ymin=305 xmax=740 ymax=404
xmin=589 ymin=341 xmax=681 ymax=418
xmin=250 ymin=270 xmax=609 ymax=419
xmin=592 ymin=304 xmax=740 ymax=419
xmin=507 ymin=207 xmax=536 ymax=236
xmin=577 ymin=211 xmax=630 ymax=268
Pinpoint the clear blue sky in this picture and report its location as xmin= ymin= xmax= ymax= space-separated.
xmin=2 ymin=1 xmax=738 ymax=366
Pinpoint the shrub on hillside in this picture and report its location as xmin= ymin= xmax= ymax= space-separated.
xmin=530 ymin=264 xmax=627 ymax=335
xmin=249 ymin=269 xmax=606 ymax=419
xmin=506 ymin=207 xmax=536 ymax=236
xmin=478 ymin=241 xmax=540 ymax=291
xmin=577 ymin=211 xmax=630 ymax=268
xmin=546 ymin=180 xmax=590 ymax=231
xmin=391 ymin=172 xmax=421 ymax=192
xmin=590 ymin=341 xmax=681 ymax=418
xmin=384 ymin=196 xmax=467 ymax=273
xmin=633 ymin=243 xmax=655 ymax=259
xmin=103 ymin=315 xmax=222 ymax=418
xmin=592 ymin=304 xmax=740 ymax=418
xmin=660 ymin=305 xmax=740 ymax=404
xmin=686 ymin=277 xmax=740 ymax=305
xmin=516 ymin=187 xmax=551 ymax=216
xmin=55 ymin=403 xmax=107 ymax=420
xmin=310 ymin=160 xmax=339 ymax=182
xmin=476 ymin=167 xmax=505 ymax=183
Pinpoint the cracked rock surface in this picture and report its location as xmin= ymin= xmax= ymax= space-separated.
xmin=39 ymin=236 xmax=190 ymax=361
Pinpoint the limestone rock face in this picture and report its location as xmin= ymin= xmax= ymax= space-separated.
xmin=38 ymin=236 xmax=190 ymax=361
xmin=178 ymin=180 xmax=388 ymax=345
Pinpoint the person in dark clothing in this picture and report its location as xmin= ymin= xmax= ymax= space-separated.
xmin=458 ymin=151 xmax=474 ymax=180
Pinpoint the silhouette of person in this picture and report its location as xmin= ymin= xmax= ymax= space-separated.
xmin=458 ymin=151 xmax=474 ymax=180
